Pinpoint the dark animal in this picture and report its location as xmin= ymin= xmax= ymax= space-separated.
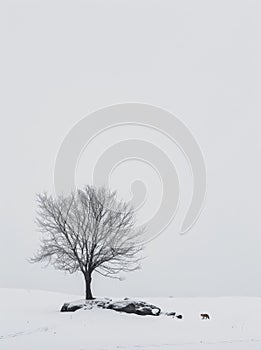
xmin=201 ymin=313 xmax=210 ymax=320
xmin=176 ymin=314 xmax=183 ymax=319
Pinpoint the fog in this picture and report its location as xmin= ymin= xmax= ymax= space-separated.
xmin=1 ymin=0 xmax=260 ymax=297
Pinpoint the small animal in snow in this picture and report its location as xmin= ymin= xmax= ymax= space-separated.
xmin=176 ymin=314 xmax=183 ymax=319
xmin=201 ymin=313 xmax=210 ymax=320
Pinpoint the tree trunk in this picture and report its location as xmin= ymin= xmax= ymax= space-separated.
xmin=84 ymin=273 xmax=93 ymax=300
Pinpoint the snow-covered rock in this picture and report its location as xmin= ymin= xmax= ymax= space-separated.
xmin=60 ymin=298 xmax=161 ymax=316
xmin=107 ymin=300 xmax=161 ymax=316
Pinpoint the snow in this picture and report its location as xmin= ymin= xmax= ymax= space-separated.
xmin=151 ymin=308 xmax=160 ymax=315
xmin=0 ymin=288 xmax=261 ymax=349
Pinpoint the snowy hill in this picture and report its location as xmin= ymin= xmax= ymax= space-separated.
xmin=0 ymin=289 xmax=261 ymax=349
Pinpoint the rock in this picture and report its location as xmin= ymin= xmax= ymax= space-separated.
xmin=60 ymin=298 xmax=113 ymax=312
xmin=60 ymin=303 xmax=83 ymax=312
xmin=176 ymin=314 xmax=183 ymax=319
xmin=107 ymin=300 xmax=161 ymax=316
xmin=60 ymin=298 xmax=161 ymax=316
xmin=166 ymin=312 xmax=176 ymax=317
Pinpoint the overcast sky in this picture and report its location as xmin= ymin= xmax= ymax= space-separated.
xmin=1 ymin=0 xmax=261 ymax=297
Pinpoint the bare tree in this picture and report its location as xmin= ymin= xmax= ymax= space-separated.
xmin=31 ymin=186 xmax=143 ymax=299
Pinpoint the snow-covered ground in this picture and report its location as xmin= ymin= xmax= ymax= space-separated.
xmin=0 ymin=289 xmax=260 ymax=350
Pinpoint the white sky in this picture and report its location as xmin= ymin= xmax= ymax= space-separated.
xmin=0 ymin=0 xmax=261 ymax=297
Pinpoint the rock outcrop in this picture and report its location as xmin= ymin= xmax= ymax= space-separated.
xmin=60 ymin=298 xmax=161 ymax=316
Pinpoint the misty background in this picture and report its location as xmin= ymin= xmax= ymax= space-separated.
xmin=0 ymin=0 xmax=261 ymax=297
